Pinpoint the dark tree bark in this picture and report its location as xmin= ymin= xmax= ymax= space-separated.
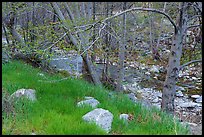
xmin=161 ymin=2 xmax=188 ymax=114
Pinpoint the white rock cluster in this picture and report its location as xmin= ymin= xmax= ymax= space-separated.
xmin=77 ymin=97 xmax=114 ymax=133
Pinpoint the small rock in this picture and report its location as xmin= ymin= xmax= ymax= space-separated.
xmin=127 ymin=93 xmax=138 ymax=103
xmin=156 ymin=92 xmax=162 ymax=98
xmin=153 ymin=76 xmax=158 ymax=79
xmin=195 ymin=87 xmax=200 ymax=90
xmin=139 ymin=99 xmax=152 ymax=109
xmin=84 ymin=96 xmax=94 ymax=100
xmin=180 ymin=102 xmax=200 ymax=108
xmin=191 ymin=95 xmax=201 ymax=99
xmin=77 ymin=98 xmax=100 ymax=108
xmin=152 ymin=103 xmax=161 ymax=109
xmin=123 ymin=85 xmax=127 ymax=91
xmin=151 ymin=97 xmax=159 ymax=103
xmin=195 ymin=97 xmax=202 ymax=103
xmin=10 ymin=89 xmax=36 ymax=101
xmin=37 ymin=73 xmax=45 ymax=77
xmin=145 ymin=72 xmax=150 ymax=75
xmin=188 ymin=122 xmax=197 ymax=127
xmin=191 ymin=77 xmax=197 ymax=80
xmin=2 ymin=50 xmax=10 ymax=64
xmin=82 ymin=108 xmax=113 ymax=133
xmin=175 ymin=98 xmax=185 ymax=105
xmin=176 ymin=86 xmax=185 ymax=91
xmin=136 ymin=89 xmax=143 ymax=93
xmin=176 ymin=91 xmax=184 ymax=97
xmin=180 ymin=122 xmax=187 ymax=126
xmin=119 ymin=114 xmax=129 ymax=121
xmin=150 ymin=65 xmax=160 ymax=73
xmin=178 ymin=72 xmax=183 ymax=77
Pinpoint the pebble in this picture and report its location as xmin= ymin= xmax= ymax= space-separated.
xmin=192 ymin=77 xmax=197 ymax=80
xmin=127 ymin=93 xmax=138 ymax=103
xmin=180 ymin=102 xmax=200 ymax=108
xmin=150 ymin=65 xmax=160 ymax=73
xmin=188 ymin=122 xmax=198 ymax=127
xmin=145 ymin=72 xmax=150 ymax=75
xmin=119 ymin=114 xmax=129 ymax=121
xmin=84 ymin=96 xmax=94 ymax=100
xmin=176 ymin=86 xmax=185 ymax=91
xmin=176 ymin=91 xmax=184 ymax=97
xmin=156 ymin=92 xmax=162 ymax=98
xmin=151 ymin=97 xmax=159 ymax=103
xmin=191 ymin=95 xmax=201 ymax=99
xmin=195 ymin=97 xmax=202 ymax=103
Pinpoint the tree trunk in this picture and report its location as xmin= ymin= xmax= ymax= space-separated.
xmin=51 ymin=2 xmax=102 ymax=86
xmin=116 ymin=2 xmax=126 ymax=92
xmin=156 ymin=2 xmax=167 ymax=49
xmin=2 ymin=22 xmax=10 ymax=45
xmin=104 ymin=2 xmax=110 ymax=80
xmin=4 ymin=10 xmax=26 ymax=53
xmin=91 ymin=2 xmax=96 ymax=61
xmin=161 ymin=2 xmax=188 ymax=114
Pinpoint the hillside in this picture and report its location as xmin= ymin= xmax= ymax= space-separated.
xmin=2 ymin=60 xmax=190 ymax=135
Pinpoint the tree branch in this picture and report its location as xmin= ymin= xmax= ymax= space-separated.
xmin=186 ymin=24 xmax=202 ymax=30
xmin=187 ymin=15 xmax=202 ymax=22
xmin=80 ymin=36 xmax=100 ymax=56
xmin=180 ymin=59 xmax=202 ymax=70
xmin=73 ymin=7 xmax=178 ymax=36
xmin=99 ymin=7 xmax=178 ymax=33
xmin=42 ymin=32 xmax=67 ymax=53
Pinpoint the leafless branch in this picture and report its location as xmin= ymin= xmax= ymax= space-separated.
xmin=73 ymin=7 xmax=178 ymax=36
xmin=99 ymin=7 xmax=178 ymax=33
xmin=187 ymin=15 xmax=202 ymax=22
xmin=186 ymin=24 xmax=202 ymax=31
xmin=80 ymin=36 xmax=100 ymax=56
xmin=180 ymin=59 xmax=202 ymax=70
xmin=98 ymin=23 xmax=107 ymax=37
xmin=42 ymin=32 xmax=67 ymax=53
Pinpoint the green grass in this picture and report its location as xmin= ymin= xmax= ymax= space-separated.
xmin=2 ymin=60 xmax=190 ymax=135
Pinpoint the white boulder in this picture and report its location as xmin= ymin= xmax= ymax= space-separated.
xmin=10 ymin=89 xmax=36 ymax=101
xmin=82 ymin=108 xmax=113 ymax=133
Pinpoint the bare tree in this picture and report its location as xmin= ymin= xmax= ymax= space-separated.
xmin=161 ymin=2 xmax=189 ymax=114
xmin=116 ymin=2 xmax=127 ymax=91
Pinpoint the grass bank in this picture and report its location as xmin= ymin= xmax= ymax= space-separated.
xmin=2 ymin=60 xmax=190 ymax=135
